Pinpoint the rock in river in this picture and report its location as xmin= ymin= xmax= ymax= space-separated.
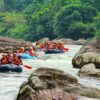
xmin=79 ymin=63 xmax=100 ymax=77
xmin=16 ymin=67 xmax=100 ymax=100
xmin=72 ymin=40 xmax=100 ymax=69
xmin=16 ymin=67 xmax=78 ymax=100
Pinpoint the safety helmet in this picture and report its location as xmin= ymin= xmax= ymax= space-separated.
xmin=30 ymin=46 xmax=33 ymax=50
xmin=20 ymin=47 xmax=24 ymax=50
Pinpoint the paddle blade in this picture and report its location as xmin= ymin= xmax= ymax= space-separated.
xmin=64 ymin=48 xmax=69 ymax=52
xmin=24 ymin=65 xmax=32 ymax=69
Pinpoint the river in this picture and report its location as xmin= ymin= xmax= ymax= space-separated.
xmin=0 ymin=45 xmax=100 ymax=100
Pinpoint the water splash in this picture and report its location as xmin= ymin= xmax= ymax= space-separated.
xmin=0 ymin=45 xmax=99 ymax=100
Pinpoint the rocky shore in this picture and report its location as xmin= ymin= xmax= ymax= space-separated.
xmin=0 ymin=36 xmax=32 ymax=53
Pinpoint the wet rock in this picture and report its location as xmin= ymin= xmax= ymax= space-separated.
xmin=72 ymin=52 xmax=100 ymax=68
xmin=65 ymin=84 xmax=100 ymax=99
xmin=16 ymin=67 xmax=78 ymax=100
xmin=17 ymin=68 xmax=100 ymax=100
xmin=79 ymin=63 xmax=100 ymax=77
xmin=29 ymin=67 xmax=78 ymax=84
xmin=72 ymin=40 xmax=100 ymax=68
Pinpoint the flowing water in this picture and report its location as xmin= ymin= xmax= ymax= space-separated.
xmin=0 ymin=45 xmax=100 ymax=100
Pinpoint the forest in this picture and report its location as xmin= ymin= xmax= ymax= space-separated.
xmin=0 ymin=0 xmax=100 ymax=41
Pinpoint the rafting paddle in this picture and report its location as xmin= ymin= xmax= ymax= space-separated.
xmin=63 ymin=48 xmax=69 ymax=52
xmin=23 ymin=65 xmax=32 ymax=69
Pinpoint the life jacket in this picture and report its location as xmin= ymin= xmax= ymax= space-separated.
xmin=46 ymin=43 xmax=52 ymax=50
xmin=18 ymin=49 xmax=24 ymax=53
xmin=12 ymin=58 xmax=16 ymax=64
xmin=1 ymin=57 xmax=8 ymax=64
xmin=57 ymin=42 xmax=64 ymax=50
xmin=18 ymin=47 xmax=25 ymax=53
xmin=57 ymin=43 xmax=61 ymax=49
xmin=6 ymin=55 xmax=13 ymax=64
xmin=40 ymin=43 xmax=45 ymax=49
xmin=51 ymin=42 xmax=57 ymax=49
xmin=28 ymin=50 xmax=35 ymax=55
xmin=60 ymin=45 xmax=64 ymax=50
xmin=14 ymin=59 xmax=22 ymax=66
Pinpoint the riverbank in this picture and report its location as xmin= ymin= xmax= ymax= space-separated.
xmin=0 ymin=36 xmax=32 ymax=53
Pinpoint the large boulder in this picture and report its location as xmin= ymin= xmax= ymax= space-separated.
xmin=72 ymin=52 xmax=100 ymax=68
xmin=79 ymin=63 xmax=100 ymax=77
xmin=16 ymin=67 xmax=78 ymax=100
xmin=16 ymin=68 xmax=100 ymax=100
xmin=72 ymin=40 xmax=100 ymax=69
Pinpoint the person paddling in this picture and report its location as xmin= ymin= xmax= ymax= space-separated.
xmin=6 ymin=52 xmax=13 ymax=64
xmin=0 ymin=54 xmax=8 ymax=65
xmin=46 ymin=41 xmax=52 ymax=50
xmin=18 ymin=47 xmax=25 ymax=53
xmin=51 ymin=42 xmax=57 ymax=49
xmin=24 ymin=44 xmax=30 ymax=53
xmin=13 ymin=55 xmax=23 ymax=66
xmin=28 ymin=46 xmax=35 ymax=56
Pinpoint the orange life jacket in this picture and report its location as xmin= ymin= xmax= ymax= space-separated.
xmin=57 ymin=43 xmax=61 ymax=49
xmin=18 ymin=49 xmax=24 ymax=53
xmin=40 ymin=44 xmax=45 ymax=49
xmin=14 ymin=59 xmax=22 ymax=66
xmin=47 ymin=43 xmax=52 ymax=50
xmin=28 ymin=50 xmax=35 ymax=55
xmin=1 ymin=57 xmax=8 ymax=64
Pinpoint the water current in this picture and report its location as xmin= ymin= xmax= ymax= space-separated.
xmin=0 ymin=45 xmax=100 ymax=100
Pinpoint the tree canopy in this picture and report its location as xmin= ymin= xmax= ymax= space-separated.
xmin=0 ymin=0 xmax=100 ymax=41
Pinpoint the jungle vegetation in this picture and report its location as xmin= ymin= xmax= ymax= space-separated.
xmin=0 ymin=0 xmax=100 ymax=41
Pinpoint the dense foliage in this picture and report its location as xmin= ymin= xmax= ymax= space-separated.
xmin=0 ymin=0 xmax=100 ymax=41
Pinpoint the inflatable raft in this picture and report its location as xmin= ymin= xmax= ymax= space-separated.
xmin=20 ymin=53 xmax=37 ymax=59
xmin=45 ymin=49 xmax=64 ymax=54
xmin=0 ymin=64 xmax=22 ymax=73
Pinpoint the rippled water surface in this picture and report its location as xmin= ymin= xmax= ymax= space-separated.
xmin=0 ymin=45 xmax=100 ymax=100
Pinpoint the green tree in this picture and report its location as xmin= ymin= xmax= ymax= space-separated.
xmin=54 ymin=4 xmax=97 ymax=39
